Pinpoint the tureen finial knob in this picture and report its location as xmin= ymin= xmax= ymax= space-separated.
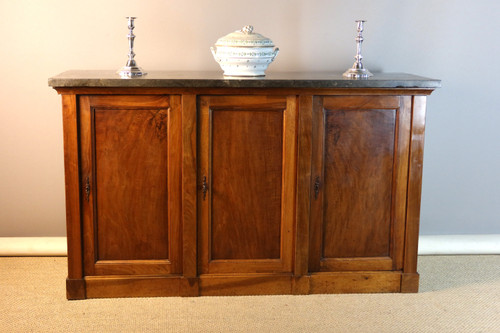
xmin=241 ymin=25 xmax=254 ymax=34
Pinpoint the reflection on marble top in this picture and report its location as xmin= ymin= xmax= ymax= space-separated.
xmin=49 ymin=70 xmax=441 ymax=89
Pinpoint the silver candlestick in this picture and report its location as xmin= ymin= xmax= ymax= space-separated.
xmin=118 ymin=17 xmax=146 ymax=78
xmin=343 ymin=20 xmax=373 ymax=79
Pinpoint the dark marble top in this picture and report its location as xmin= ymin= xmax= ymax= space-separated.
xmin=48 ymin=70 xmax=441 ymax=89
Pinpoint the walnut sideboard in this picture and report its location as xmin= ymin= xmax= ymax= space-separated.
xmin=49 ymin=71 xmax=440 ymax=299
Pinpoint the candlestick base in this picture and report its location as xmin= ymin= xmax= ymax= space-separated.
xmin=342 ymin=67 xmax=373 ymax=79
xmin=118 ymin=66 xmax=147 ymax=79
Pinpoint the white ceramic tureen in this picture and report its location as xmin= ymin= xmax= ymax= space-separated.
xmin=211 ymin=25 xmax=279 ymax=76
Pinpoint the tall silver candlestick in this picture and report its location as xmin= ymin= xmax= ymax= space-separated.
xmin=343 ymin=20 xmax=373 ymax=79
xmin=118 ymin=17 xmax=146 ymax=78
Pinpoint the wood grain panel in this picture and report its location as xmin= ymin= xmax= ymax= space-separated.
xmin=62 ymin=94 xmax=86 ymax=299
xmin=87 ymin=95 xmax=170 ymax=108
xmin=322 ymin=108 xmax=396 ymax=258
xmin=393 ymin=96 xmax=412 ymax=270
xmin=167 ymin=95 xmax=183 ymax=273
xmin=85 ymin=275 xmax=182 ymax=298
xmin=281 ymin=95 xmax=298 ymax=273
xmin=79 ymin=96 xmax=96 ymax=276
xmin=181 ymin=94 xmax=198 ymax=277
xmin=94 ymin=260 xmax=172 ymax=275
xmin=320 ymin=257 xmax=393 ymax=271
xmin=201 ymin=259 xmax=283 ymax=274
xmin=401 ymin=273 xmax=420 ymax=293
xmin=61 ymin=94 xmax=83 ymax=280
xmin=309 ymin=272 xmax=401 ymax=293
xmin=66 ymin=278 xmax=86 ymax=300
xmin=211 ymin=109 xmax=283 ymax=260
xmin=294 ymin=95 xmax=313 ymax=276
xmin=322 ymin=95 xmax=400 ymax=110
xmin=404 ymin=96 xmax=427 ymax=274
xmin=199 ymin=274 xmax=292 ymax=296
xmin=94 ymin=108 xmax=170 ymax=260
xmin=308 ymin=97 xmax=326 ymax=273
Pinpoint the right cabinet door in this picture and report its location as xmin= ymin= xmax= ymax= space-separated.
xmin=309 ymin=96 xmax=411 ymax=272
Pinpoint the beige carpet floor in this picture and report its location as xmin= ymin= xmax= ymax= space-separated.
xmin=1 ymin=256 xmax=499 ymax=332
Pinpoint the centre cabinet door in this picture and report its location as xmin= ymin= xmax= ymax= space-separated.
xmin=79 ymin=95 xmax=182 ymax=276
xmin=198 ymin=95 xmax=297 ymax=274
xmin=309 ymin=95 xmax=411 ymax=272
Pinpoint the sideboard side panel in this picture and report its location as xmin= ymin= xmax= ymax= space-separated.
xmin=61 ymin=94 xmax=86 ymax=299
xmin=402 ymin=95 xmax=427 ymax=292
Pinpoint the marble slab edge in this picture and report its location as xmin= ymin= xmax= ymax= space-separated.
xmin=48 ymin=71 xmax=441 ymax=89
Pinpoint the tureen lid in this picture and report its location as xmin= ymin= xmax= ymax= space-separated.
xmin=215 ymin=25 xmax=275 ymax=47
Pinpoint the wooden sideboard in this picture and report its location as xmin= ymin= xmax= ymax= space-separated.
xmin=49 ymin=71 xmax=440 ymax=299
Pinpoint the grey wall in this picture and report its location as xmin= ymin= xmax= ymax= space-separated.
xmin=0 ymin=0 xmax=498 ymax=236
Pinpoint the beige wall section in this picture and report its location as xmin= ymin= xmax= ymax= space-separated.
xmin=1 ymin=235 xmax=499 ymax=256
xmin=0 ymin=0 xmax=499 ymax=236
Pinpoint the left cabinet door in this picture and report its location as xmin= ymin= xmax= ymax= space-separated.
xmin=79 ymin=95 xmax=182 ymax=276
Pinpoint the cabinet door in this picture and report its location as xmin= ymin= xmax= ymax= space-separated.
xmin=309 ymin=96 xmax=411 ymax=272
xmin=79 ymin=95 xmax=182 ymax=276
xmin=198 ymin=96 xmax=297 ymax=274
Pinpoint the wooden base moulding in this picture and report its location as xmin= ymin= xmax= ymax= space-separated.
xmin=67 ymin=272 xmax=414 ymax=299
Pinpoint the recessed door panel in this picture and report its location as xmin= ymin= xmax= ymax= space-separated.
xmin=211 ymin=110 xmax=283 ymax=260
xmin=322 ymin=109 xmax=395 ymax=258
xmin=94 ymin=108 xmax=169 ymax=260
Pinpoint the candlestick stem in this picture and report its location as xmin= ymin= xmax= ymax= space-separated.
xmin=118 ymin=17 xmax=146 ymax=78
xmin=343 ymin=20 xmax=373 ymax=79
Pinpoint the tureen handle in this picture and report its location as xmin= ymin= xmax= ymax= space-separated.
xmin=272 ymin=47 xmax=280 ymax=60
xmin=241 ymin=25 xmax=254 ymax=34
xmin=210 ymin=47 xmax=221 ymax=63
